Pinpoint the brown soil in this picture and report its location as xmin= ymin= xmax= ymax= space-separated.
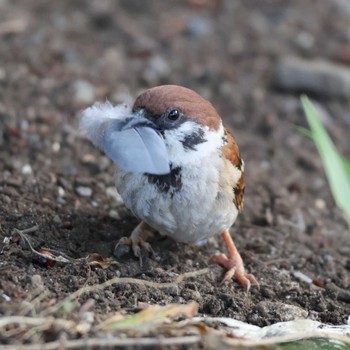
xmin=1 ymin=0 xmax=350 ymax=347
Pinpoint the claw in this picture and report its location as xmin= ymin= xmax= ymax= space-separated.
xmin=211 ymin=230 xmax=259 ymax=291
xmin=113 ymin=221 xmax=157 ymax=263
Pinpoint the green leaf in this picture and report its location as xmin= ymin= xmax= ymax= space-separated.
xmin=301 ymin=95 xmax=350 ymax=226
xmin=341 ymin=155 xmax=350 ymax=179
xmin=279 ymin=338 xmax=350 ymax=350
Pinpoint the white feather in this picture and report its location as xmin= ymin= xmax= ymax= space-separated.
xmin=80 ymin=101 xmax=132 ymax=148
xmin=80 ymin=101 xmax=170 ymax=174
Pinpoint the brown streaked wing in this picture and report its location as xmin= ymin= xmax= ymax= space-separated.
xmin=234 ymin=175 xmax=245 ymax=212
xmin=223 ymin=128 xmax=245 ymax=212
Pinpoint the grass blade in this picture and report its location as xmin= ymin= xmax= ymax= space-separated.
xmin=301 ymin=96 xmax=350 ymax=226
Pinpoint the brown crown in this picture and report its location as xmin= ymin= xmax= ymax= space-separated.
xmin=133 ymin=85 xmax=221 ymax=130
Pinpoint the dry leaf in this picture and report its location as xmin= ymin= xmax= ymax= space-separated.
xmin=86 ymin=253 xmax=113 ymax=269
xmin=99 ymin=302 xmax=198 ymax=332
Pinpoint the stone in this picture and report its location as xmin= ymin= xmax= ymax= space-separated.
xmin=253 ymin=301 xmax=308 ymax=322
xmin=75 ymin=186 xmax=93 ymax=197
xmin=72 ymin=80 xmax=96 ymax=104
xmin=274 ymin=57 xmax=350 ymax=99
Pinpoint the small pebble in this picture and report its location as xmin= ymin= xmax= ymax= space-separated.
xmin=186 ymin=16 xmax=212 ymax=38
xmin=106 ymin=187 xmax=124 ymax=204
xmin=58 ymin=186 xmax=65 ymax=198
xmin=293 ymin=271 xmax=313 ymax=284
xmin=295 ymin=31 xmax=315 ymax=49
xmin=142 ymin=55 xmax=170 ymax=85
xmin=21 ymin=164 xmax=32 ymax=175
xmin=113 ymin=243 xmax=130 ymax=259
xmin=108 ymin=209 xmax=120 ymax=219
xmin=75 ymin=186 xmax=93 ymax=197
xmin=1 ymin=293 xmax=11 ymax=302
xmin=254 ymin=301 xmax=308 ymax=322
xmin=315 ymin=198 xmax=326 ymax=210
xmin=82 ymin=153 xmax=97 ymax=164
xmin=72 ymin=80 xmax=96 ymax=104
xmin=99 ymin=156 xmax=111 ymax=171
xmin=31 ymin=274 xmax=45 ymax=292
xmin=2 ymin=236 xmax=10 ymax=245
xmin=90 ymin=200 xmax=98 ymax=208
xmin=52 ymin=142 xmax=60 ymax=152
xmin=53 ymin=215 xmax=62 ymax=224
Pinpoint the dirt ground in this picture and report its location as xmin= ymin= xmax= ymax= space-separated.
xmin=1 ymin=0 xmax=350 ymax=347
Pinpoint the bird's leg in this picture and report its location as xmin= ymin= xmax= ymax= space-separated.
xmin=211 ymin=230 xmax=258 ymax=291
xmin=114 ymin=221 xmax=157 ymax=260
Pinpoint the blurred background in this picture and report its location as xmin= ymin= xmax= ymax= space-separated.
xmin=1 ymin=0 xmax=350 ymax=229
xmin=0 ymin=0 xmax=350 ymax=332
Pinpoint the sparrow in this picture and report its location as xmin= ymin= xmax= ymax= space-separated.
xmin=80 ymin=85 xmax=258 ymax=290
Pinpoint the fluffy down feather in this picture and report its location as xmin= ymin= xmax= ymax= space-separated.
xmin=80 ymin=102 xmax=170 ymax=175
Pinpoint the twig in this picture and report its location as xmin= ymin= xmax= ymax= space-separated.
xmin=15 ymin=226 xmax=113 ymax=266
xmin=0 ymin=335 xmax=201 ymax=350
xmin=0 ymin=316 xmax=75 ymax=329
xmin=40 ymin=247 xmax=79 ymax=262
xmin=42 ymin=268 xmax=210 ymax=316
xmin=16 ymin=225 xmax=211 ymax=278
xmin=15 ymin=227 xmax=73 ymax=264
xmin=0 ymin=316 xmax=76 ymax=344
xmin=175 ymin=268 xmax=211 ymax=283
xmin=14 ymin=225 xmax=39 ymax=235
xmin=0 ymin=222 xmax=5 ymax=235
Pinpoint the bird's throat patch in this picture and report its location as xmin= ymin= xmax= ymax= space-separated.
xmin=146 ymin=166 xmax=182 ymax=196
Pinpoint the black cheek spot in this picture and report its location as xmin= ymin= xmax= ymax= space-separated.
xmin=146 ymin=166 xmax=182 ymax=197
xmin=181 ymin=128 xmax=206 ymax=150
xmin=222 ymin=135 xmax=228 ymax=145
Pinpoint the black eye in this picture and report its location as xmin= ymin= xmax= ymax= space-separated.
xmin=167 ymin=108 xmax=180 ymax=121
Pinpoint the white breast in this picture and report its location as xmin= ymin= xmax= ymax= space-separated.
xmin=114 ymin=153 xmax=239 ymax=243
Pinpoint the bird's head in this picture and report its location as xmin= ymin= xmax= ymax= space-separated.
xmin=132 ymin=85 xmax=225 ymax=168
xmin=81 ymin=85 xmax=226 ymax=175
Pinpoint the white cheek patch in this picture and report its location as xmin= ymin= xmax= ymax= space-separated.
xmin=164 ymin=121 xmax=224 ymax=167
